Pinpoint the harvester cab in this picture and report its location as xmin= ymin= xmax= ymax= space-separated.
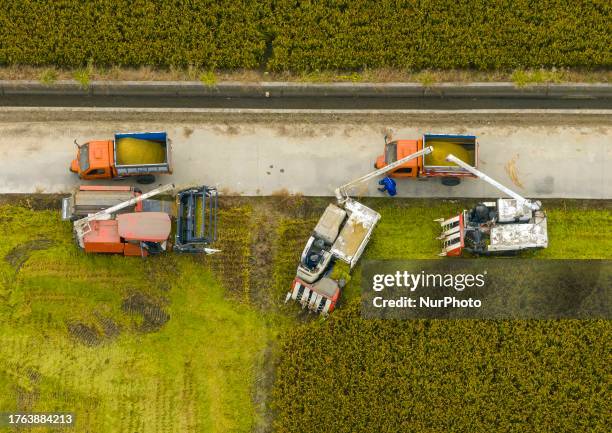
xmin=437 ymin=154 xmax=548 ymax=256
xmin=286 ymin=146 xmax=434 ymax=315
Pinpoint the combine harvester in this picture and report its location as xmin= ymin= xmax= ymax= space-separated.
xmin=437 ymin=155 xmax=548 ymax=256
xmin=285 ymin=146 xmax=434 ymax=315
xmin=70 ymin=184 xmax=218 ymax=256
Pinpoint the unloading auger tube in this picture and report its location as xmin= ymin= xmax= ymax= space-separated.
xmin=73 ymin=183 xmax=175 ymax=248
xmin=445 ymin=154 xmax=541 ymax=211
xmin=334 ymin=146 xmax=434 ymax=204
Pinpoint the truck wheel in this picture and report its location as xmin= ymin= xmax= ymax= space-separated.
xmin=441 ymin=176 xmax=461 ymax=186
xmin=136 ymin=175 xmax=156 ymax=185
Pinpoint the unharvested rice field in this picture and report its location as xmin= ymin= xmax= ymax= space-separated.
xmin=0 ymin=197 xmax=610 ymax=432
xmin=0 ymin=1 xmax=609 ymax=71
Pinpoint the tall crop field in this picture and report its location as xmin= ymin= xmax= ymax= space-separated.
xmin=269 ymin=0 xmax=611 ymax=70
xmin=0 ymin=1 xmax=269 ymax=68
xmin=0 ymin=1 xmax=609 ymax=71
xmin=272 ymin=307 xmax=610 ymax=432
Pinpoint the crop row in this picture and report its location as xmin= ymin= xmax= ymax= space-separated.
xmin=0 ymin=1 xmax=609 ymax=70
xmin=272 ymin=302 xmax=611 ymax=432
xmin=0 ymin=1 xmax=269 ymax=68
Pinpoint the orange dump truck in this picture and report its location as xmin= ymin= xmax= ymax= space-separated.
xmin=374 ymin=134 xmax=478 ymax=186
xmin=70 ymin=132 xmax=172 ymax=184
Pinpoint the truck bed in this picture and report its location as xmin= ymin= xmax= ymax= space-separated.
xmin=113 ymin=132 xmax=171 ymax=176
xmin=423 ymin=134 xmax=477 ymax=174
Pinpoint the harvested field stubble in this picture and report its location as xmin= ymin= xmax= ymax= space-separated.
xmin=121 ymin=292 xmax=170 ymax=332
xmin=0 ymin=204 xmax=273 ymax=432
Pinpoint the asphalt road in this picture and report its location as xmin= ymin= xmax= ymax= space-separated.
xmin=0 ymin=108 xmax=609 ymax=199
xmin=1 ymin=95 xmax=611 ymax=110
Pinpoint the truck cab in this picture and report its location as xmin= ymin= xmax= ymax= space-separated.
xmin=70 ymin=140 xmax=114 ymax=179
xmin=375 ymin=139 xmax=421 ymax=178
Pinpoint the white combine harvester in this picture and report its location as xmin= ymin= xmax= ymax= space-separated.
xmin=285 ymin=146 xmax=434 ymax=315
xmin=437 ymin=154 xmax=548 ymax=256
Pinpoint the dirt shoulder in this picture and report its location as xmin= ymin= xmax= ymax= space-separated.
xmin=1 ymin=109 xmax=611 ymax=127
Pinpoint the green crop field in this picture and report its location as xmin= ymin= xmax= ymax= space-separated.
xmin=0 ymin=198 xmax=610 ymax=432
xmin=0 ymin=1 xmax=610 ymax=71
xmin=269 ymin=0 xmax=611 ymax=71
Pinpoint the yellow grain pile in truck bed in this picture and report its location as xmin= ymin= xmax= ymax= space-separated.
xmin=116 ymin=138 xmax=165 ymax=165
xmin=425 ymin=141 xmax=474 ymax=167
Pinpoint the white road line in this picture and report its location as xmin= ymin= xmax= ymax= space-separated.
xmin=0 ymin=107 xmax=611 ymax=115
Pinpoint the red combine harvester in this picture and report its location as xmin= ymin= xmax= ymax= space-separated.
xmin=437 ymin=155 xmax=548 ymax=256
xmin=82 ymin=211 xmax=171 ymax=256
xmin=71 ymin=184 xmax=218 ymax=256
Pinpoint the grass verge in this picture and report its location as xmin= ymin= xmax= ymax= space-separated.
xmin=0 ymin=66 xmax=608 ymax=84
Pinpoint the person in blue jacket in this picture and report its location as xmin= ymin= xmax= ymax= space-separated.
xmin=378 ymin=176 xmax=397 ymax=196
